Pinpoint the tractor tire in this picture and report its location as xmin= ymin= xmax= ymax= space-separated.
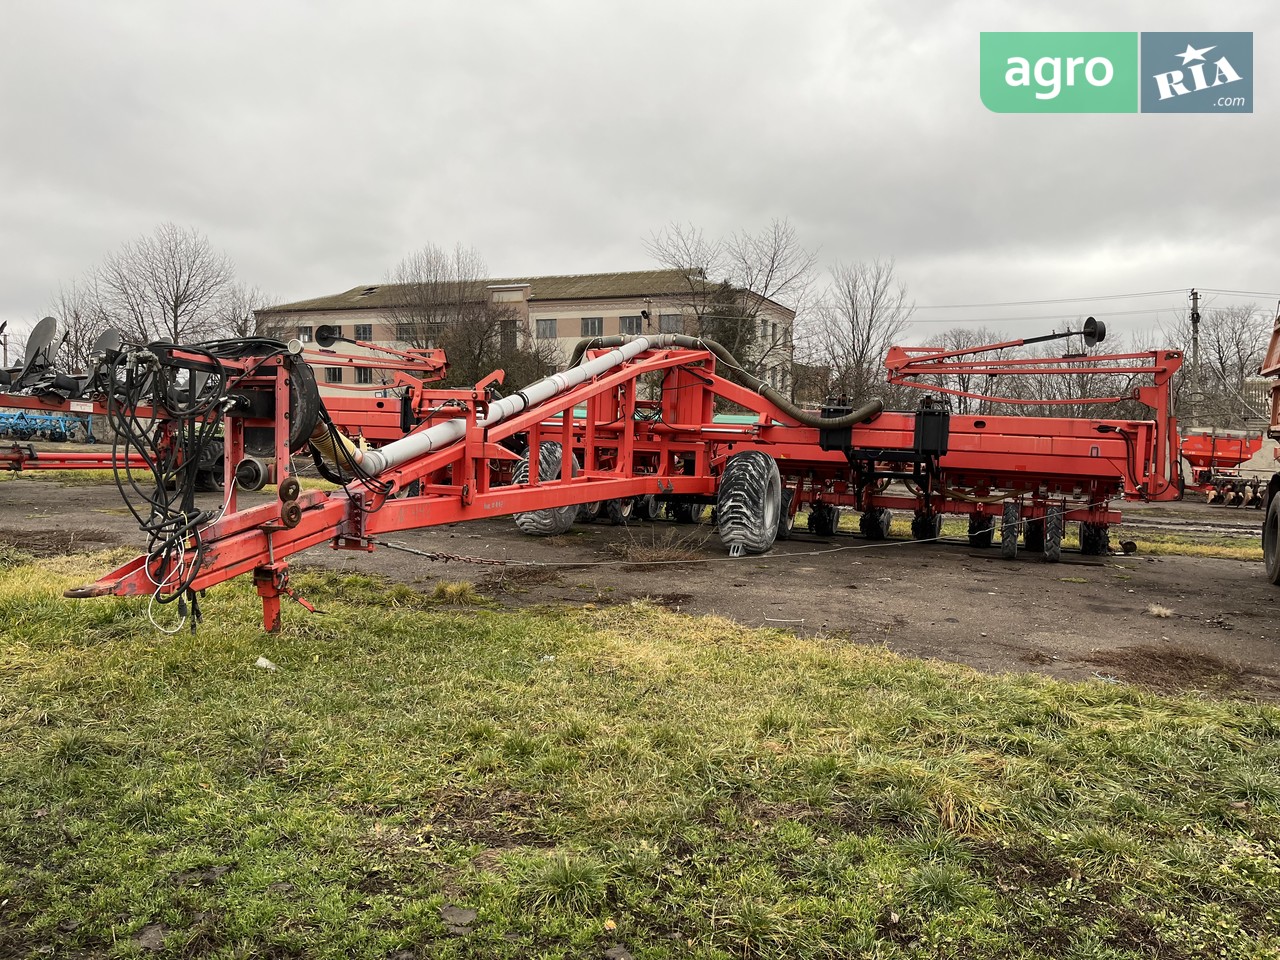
xmin=393 ymin=479 xmax=422 ymax=499
xmin=716 ymin=451 xmax=781 ymax=555
xmin=968 ymin=514 xmax=995 ymax=548
xmin=575 ymin=501 xmax=602 ymax=523
xmin=810 ymin=503 xmax=840 ymax=536
xmin=859 ymin=507 xmax=891 ymax=540
xmin=1043 ymin=506 xmax=1063 ymax=563
xmin=911 ymin=513 xmax=942 ymax=541
xmin=1024 ymin=518 xmax=1045 ymax=553
xmin=194 ymin=440 xmax=226 ymax=492
xmin=1080 ymin=522 xmax=1110 ymax=556
xmin=1000 ymin=500 xmax=1020 ymax=559
xmin=636 ymin=494 xmax=662 ymax=521
xmin=672 ymin=500 xmax=696 ymax=524
xmin=777 ymin=489 xmax=795 ymax=541
xmin=1264 ymin=495 xmax=1280 ymax=584
xmin=194 ymin=467 xmax=225 ymax=492
xmin=605 ymin=497 xmax=634 ymax=525
xmin=512 ymin=442 xmax=579 ymax=537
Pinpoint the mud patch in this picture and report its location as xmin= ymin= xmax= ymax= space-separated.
xmin=477 ymin=566 xmax=565 ymax=594
xmin=0 ymin=527 xmax=120 ymax=556
xmin=638 ymin=592 xmax=694 ymax=610
xmin=1090 ymin=644 xmax=1280 ymax=695
xmin=427 ymin=786 xmax=554 ymax=848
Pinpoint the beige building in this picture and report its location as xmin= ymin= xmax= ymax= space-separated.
xmin=256 ymin=269 xmax=796 ymax=393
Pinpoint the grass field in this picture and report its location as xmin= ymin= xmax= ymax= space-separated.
xmin=1 ymin=546 xmax=1278 ymax=958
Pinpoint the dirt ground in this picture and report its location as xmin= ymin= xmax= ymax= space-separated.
xmin=3 ymin=476 xmax=1279 ymax=700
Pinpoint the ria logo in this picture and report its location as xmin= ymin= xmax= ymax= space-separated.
xmin=1141 ymin=33 xmax=1252 ymax=112
xmin=980 ymin=31 xmax=1254 ymax=114
xmin=1153 ymin=43 xmax=1242 ymax=100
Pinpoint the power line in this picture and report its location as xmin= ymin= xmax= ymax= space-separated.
xmin=1197 ymin=288 xmax=1280 ymax=300
xmin=904 ymin=306 xmax=1179 ymax=325
xmin=913 ymin=289 xmax=1185 ymax=310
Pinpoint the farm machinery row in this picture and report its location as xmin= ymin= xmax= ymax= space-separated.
xmin=3 ymin=311 xmax=1193 ymax=631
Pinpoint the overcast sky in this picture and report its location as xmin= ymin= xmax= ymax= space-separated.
xmin=1 ymin=0 xmax=1275 ymax=345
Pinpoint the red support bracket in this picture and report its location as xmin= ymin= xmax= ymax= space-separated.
xmin=252 ymin=561 xmax=319 ymax=632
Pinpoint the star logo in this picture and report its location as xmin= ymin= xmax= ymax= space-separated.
xmin=1176 ymin=43 xmax=1215 ymax=65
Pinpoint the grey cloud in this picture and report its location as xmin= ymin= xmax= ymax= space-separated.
xmin=1 ymin=0 xmax=1275 ymax=342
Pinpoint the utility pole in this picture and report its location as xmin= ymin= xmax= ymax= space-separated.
xmin=1189 ymin=288 xmax=1201 ymax=428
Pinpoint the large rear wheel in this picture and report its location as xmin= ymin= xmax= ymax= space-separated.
xmin=716 ymin=451 xmax=781 ymax=555
xmin=511 ymin=441 xmax=579 ymax=537
xmin=1264 ymin=495 xmax=1280 ymax=584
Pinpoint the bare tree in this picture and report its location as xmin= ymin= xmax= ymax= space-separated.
xmin=94 ymin=223 xmax=237 ymax=343
xmin=911 ymin=325 xmax=1004 ymax=414
xmin=218 ymin=282 xmax=276 ymax=339
xmin=810 ymin=258 xmax=914 ymax=404
xmin=1162 ymin=302 xmax=1271 ymax=428
xmin=45 ymin=279 xmax=113 ymax=372
xmin=385 ymin=242 xmax=556 ymax=388
xmin=644 ymin=219 xmax=815 ymax=372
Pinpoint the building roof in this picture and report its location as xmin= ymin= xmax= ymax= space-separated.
xmin=262 ymin=269 xmax=706 ymax=314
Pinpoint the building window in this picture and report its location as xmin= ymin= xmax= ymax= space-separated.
xmin=581 ymin=317 xmax=603 ymax=338
xmin=659 ymin=314 xmax=682 ymax=334
xmin=395 ymin=322 xmax=415 ymax=341
xmin=354 ymin=323 xmax=373 ymax=341
xmin=299 ymin=325 xmax=313 ymax=343
xmin=620 ymin=315 xmax=642 ymax=336
xmin=325 ymin=367 xmax=343 ymax=384
xmin=355 ymin=368 xmax=373 ymax=385
xmin=536 ymin=318 xmax=557 ymax=339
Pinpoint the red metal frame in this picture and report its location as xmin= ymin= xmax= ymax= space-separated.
xmin=66 ymin=332 xmax=1188 ymax=629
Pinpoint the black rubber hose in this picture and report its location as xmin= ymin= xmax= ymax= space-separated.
xmin=566 ymin=334 xmax=882 ymax=428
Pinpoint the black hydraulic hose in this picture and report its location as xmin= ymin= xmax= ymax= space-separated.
xmin=567 ymin=334 xmax=883 ymax=428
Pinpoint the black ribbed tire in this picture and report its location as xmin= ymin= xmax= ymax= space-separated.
xmin=968 ymin=514 xmax=994 ymax=548
xmin=194 ymin=440 xmax=225 ymax=492
xmin=1264 ymin=495 xmax=1280 ymax=584
xmin=636 ymin=494 xmax=662 ymax=521
xmin=605 ymin=498 xmax=634 ymax=525
xmin=1000 ymin=501 xmax=1019 ymax=559
xmin=716 ymin=451 xmax=781 ymax=555
xmin=512 ymin=442 xmax=579 ymax=536
xmin=911 ymin=513 xmax=942 ymax=541
xmin=576 ymin=501 xmax=602 ymax=523
xmin=811 ymin=504 xmax=840 ymax=536
xmin=1080 ymin=522 xmax=1110 ymax=556
xmin=859 ymin=507 xmax=891 ymax=540
xmin=1043 ymin=506 xmax=1063 ymax=563
xmin=777 ymin=489 xmax=795 ymax=541
xmin=1024 ymin=518 xmax=1045 ymax=553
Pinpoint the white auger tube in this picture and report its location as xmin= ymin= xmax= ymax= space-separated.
xmin=356 ymin=336 xmax=656 ymax=476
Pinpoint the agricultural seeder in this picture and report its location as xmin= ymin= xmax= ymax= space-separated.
xmin=1180 ymin=430 xmax=1265 ymax=507
xmin=33 ymin=312 xmax=1189 ymax=631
